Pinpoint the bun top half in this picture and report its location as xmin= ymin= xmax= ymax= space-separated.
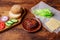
xmin=10 ymin=5 xmax=23 ymax=14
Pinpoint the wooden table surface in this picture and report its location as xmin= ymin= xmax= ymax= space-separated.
xmin=0 ymin=0 xmax=60 ymax=40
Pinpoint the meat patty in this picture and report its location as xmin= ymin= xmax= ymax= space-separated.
xmin=22 ymin=18 xmax=39 ymax=31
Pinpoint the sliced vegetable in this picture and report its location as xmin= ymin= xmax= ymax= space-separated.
xmin=11 ymin=19 xmax=18 ymax=23
xmin=6 ymin=19 xmax=18 ymax=27
xmin=7 ymin=21 xmax=14 ymax=24
xmin=5 ymin=22 xmax=12 ymax=27
xmin=0 ymin=21 xmax=5 ymax=30
xmin=1 ymin=16 xmax=9 ymax=22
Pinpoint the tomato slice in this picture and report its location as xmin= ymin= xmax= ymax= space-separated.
xmin=0 ymin=21 xmax=5 ymax=30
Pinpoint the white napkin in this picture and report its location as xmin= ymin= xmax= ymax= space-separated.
xmin=31 ymin=1 xmax=60 ymax=34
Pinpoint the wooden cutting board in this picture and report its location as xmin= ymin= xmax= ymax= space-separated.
xmin=0 ymin=0 xmax=60 ymax=40
xmin=0 ymin=8 xmax=26 ymax=32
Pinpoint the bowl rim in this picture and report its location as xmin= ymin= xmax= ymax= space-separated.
xmin=22 ymin=18 xmax=42 ymax=32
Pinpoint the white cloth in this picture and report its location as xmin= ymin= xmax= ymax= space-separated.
xmin=31 ymin=1 xmax=60 ymax=34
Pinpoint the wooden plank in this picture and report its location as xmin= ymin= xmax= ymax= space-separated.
xmin=0 ymin=0 xmax=60 ymax=40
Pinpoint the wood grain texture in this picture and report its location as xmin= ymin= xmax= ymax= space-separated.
xmin=0 ymin=0 xmax=60 ymax=40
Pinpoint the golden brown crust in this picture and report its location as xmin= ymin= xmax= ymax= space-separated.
xmin=9 ymin=11 xmax=21 ymax=19
xmin=9 ymin=5 xmax=25 ymax=18
xmin=10 ymin=5 xmax=23 ymax=14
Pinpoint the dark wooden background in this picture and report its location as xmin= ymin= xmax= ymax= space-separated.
xmin=0 ymin=0 xmax=60 ymax=40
